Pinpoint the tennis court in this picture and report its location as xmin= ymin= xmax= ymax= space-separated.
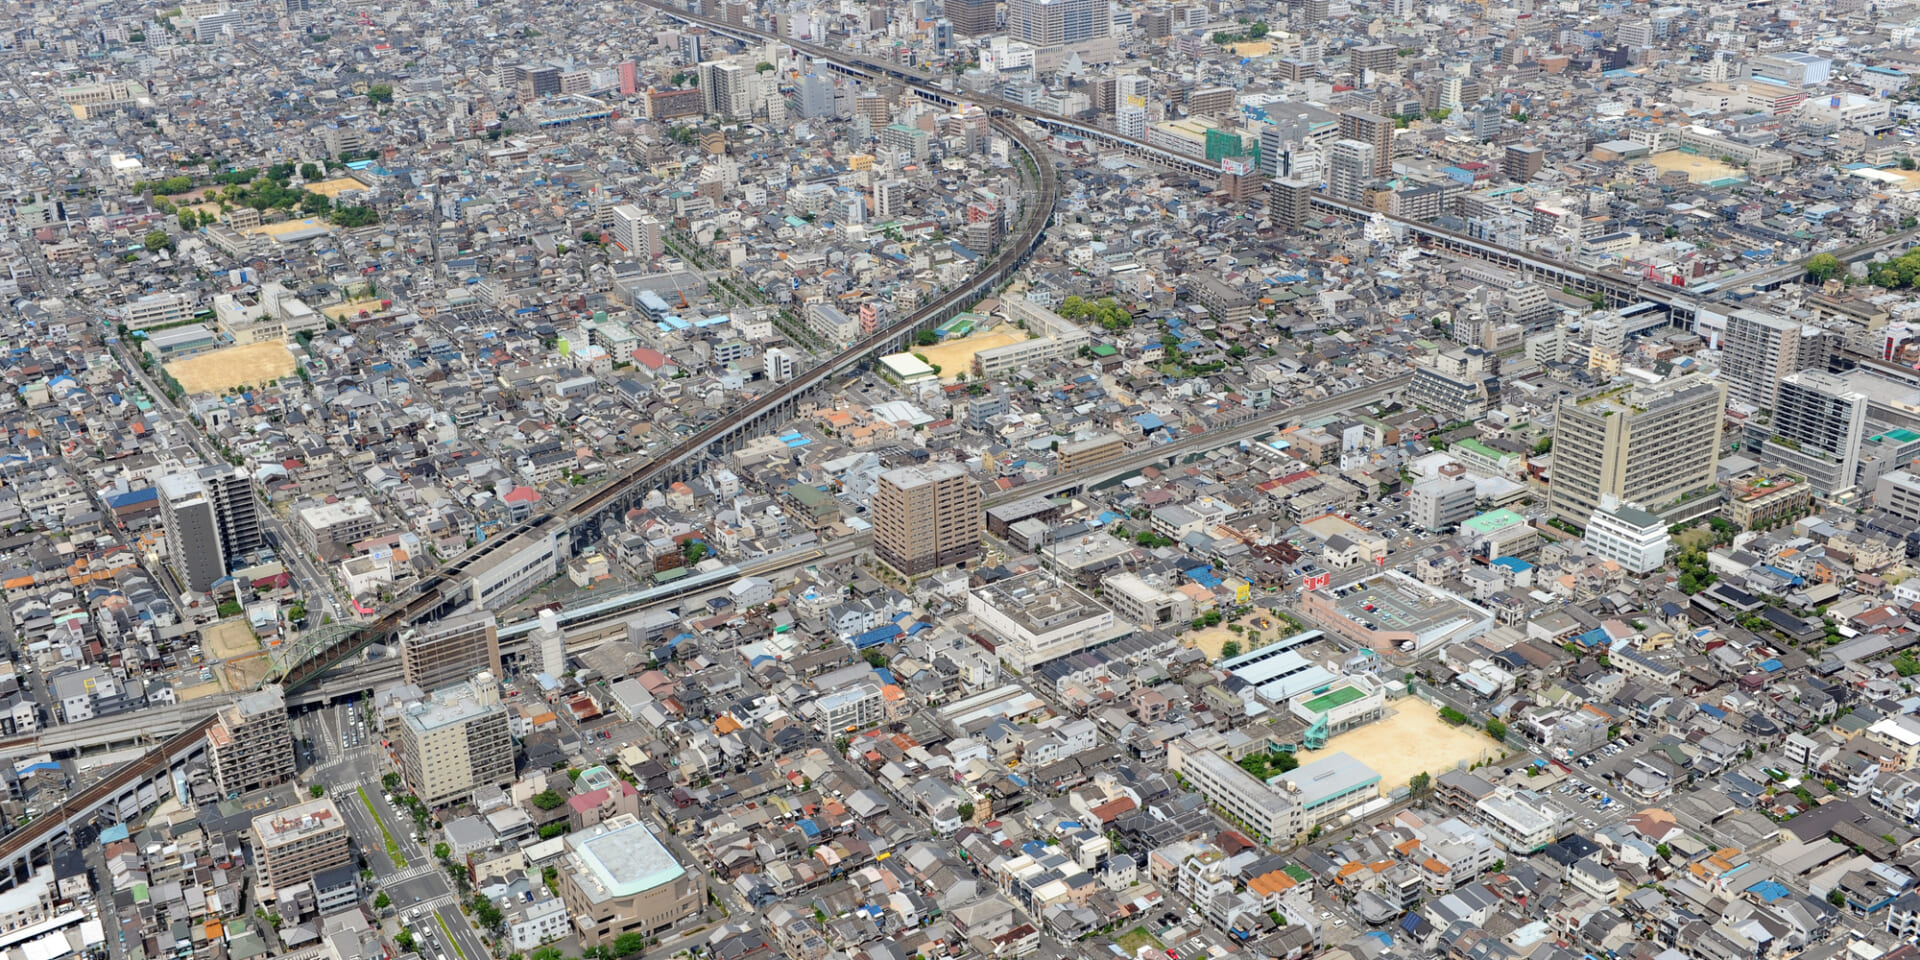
xmin=1303 ymin=685 xmax=1367 ymax=714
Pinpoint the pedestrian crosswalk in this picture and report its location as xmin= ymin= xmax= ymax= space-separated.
xmin=384 ymin=864 xmax=440 ymax=884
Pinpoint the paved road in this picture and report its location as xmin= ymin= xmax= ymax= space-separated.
xmin=106 ymin=327 xmax=347 ymax=626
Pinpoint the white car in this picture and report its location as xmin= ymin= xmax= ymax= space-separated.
xmin=1320 ymin=912 xmax=1332 ymax=920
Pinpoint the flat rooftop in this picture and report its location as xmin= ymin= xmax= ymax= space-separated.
xmin=570 ymin=816 xmax=686 ymax=902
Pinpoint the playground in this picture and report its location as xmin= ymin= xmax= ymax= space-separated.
xmin=164 ymin=340 xmax=299 ymax=393
xmin=1188 ymin=613 xmax=1286 ymax=661
xmin=1292 ymin=704 xmax=1502 ymax=798
xmin=914 ymin=329 xmax=1026 ymax=379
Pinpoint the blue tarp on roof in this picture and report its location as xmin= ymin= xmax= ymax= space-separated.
xmin=99 ymin=823 xmax=130 ymax=845
xmin=1491 ymin=556 xmax=1533 ymax=573
xmin=1575 ymin=627 xmax=1610 ymax=648
xmin=875 ymin=668 xmax=897 ymax=686
xmin=1700 ymin=703 xmax=1728 ymax=719
xmin=798 ymin=819 xmax=821 ymax=838
xmin=1186 ymin=566 xmax=1224 ymax=589
xmin=1758 ymin=658 xmax=1784 ymax=673
xmin=1136 ymin=413 xmax=1166 ymax=432
xmin=1747 ymin=880 xmax=1791 ymax=902
xmin=853 ymin=625 xmax=902 ymax=649
xmin=105 ymin=488 xmax=158 ymax=510
xmin=1021 ymin=840 xmax=1049 ymax=857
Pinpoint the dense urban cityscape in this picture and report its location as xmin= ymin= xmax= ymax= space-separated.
xmin=13 ymin=1 xmax=1920 ymax=960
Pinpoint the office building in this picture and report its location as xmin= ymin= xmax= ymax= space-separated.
xmin=1722 ymin=309 xmax=1810 ymax=412
xmin=396 ymin=672 xmax=516 ymax=807
xmin=402 ymin=612 xmax=503 ymax=693
xmin=1326 ymin=139 xmax=1376 ymax=204
xmin=253 ymin=797 xmax=352 ymax=894
xmin=1338 ymin=110 xmax=1393 ymax=177
xmin=559 ymin=815 xmax=704 ymax=948
xmin=158 ymin=472 xmax=226 ymax=593
xmin=1753 ymin=370 xmax=1870 ymax=496
xmin=1410 ymin=475 xmax=1477 ymax=531
xmin=1006 ymin=0 xmax=1110 ymax=46
xmin=1270 ymin=178 xmax=1315 ymax=231
xmin=949 ymin=0 xmax=997 ymax=35
xmin=209 ymin=686 xmax=295 ymax=797
xmin=1548 ymin=380 xmax=1726 ymax=525
xmin=1582 ymin=501 xmax=1671 ymax=573
xmin=295 ymin=496 xmax=379 ymax=561
xmin=873 ymin=463 xmax=982 ymax=576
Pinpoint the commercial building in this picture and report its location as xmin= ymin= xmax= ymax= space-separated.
xmin=402 ymin=612 xmax=503 ymax=693
xmin=1582 ymin=502 xmax=1671 ymax=574
xmin=209 ymin=686 xmax=295 ymax=797
xmin=396 ymin=672 xmax=516 ymax=807
xmin=1297 ymin=571 xmax=1492 ymax=654
xmin=1753 ymin=370 xmax=1870 ymax=496
xmin=253 ymin=797 xmax=352 ymax=895
xmin=1548 ymin=380 xmax=1726 ymax=525
xmin=558 ymin=815 xmax=704 ymax=948
xmin=968 ymin=570 xmax=1115 ymax=670
xmin=158 ymin=472 xmax=226 ymax=593
xmin=873 ymin=463 xmax=982 ymax=576
xmin=1167 ymin=737 xmax=1302 ymax=842
xmin=948 ymin=0 xmax=997 ymax=35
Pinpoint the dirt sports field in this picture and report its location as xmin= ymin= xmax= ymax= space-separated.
xmin=915 ymin=330 xmax=1026 ymax=379
xmin=1293 ymin=705 xmax=1504 ymax=797
xmin=165 ymin=341 xmax=299 ymax=393
xmin=1648 ymin=150 xmax=1745 ymax=185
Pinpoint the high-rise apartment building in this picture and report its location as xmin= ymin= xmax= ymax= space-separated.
xmin=1006 ymin=0 xmax=1110 ymax=46
xmin=796 ymin=74 xmax=836 ymax=118
xmin=1754 ymin=370 xmax=1870 ymax=495
xmin=697 ymin=60 xmax=748 ymax=118
xmin=401 ymin=612 xmax=502 ymax=693
xmin=873 ymin=463 xmax=982 ymax=577
xmin=1326 ymin=139 xmax=1376 ymax=204
xmin=209 ymin=685 xmax=294 ymax=797
xmin=396 ymin=672 xmax=515 ymax=807
xmin=202 ymin=466 xmax=264 ymax=567
xmin=874 ymin=179 xmax=909 ymax=219
xmin=1722 ymin=309 xmax=1810 ymax=412
xmin=1548 ymin=380 xmax=1727 ymax=524
xmin=1338 ymin=110 xmax=1393 ymax=177
xmin=1349 ymin=44 xmax=1397 ymax=75
xmin=610 ymin=204 xmax=660 ymax=259
xmin=158 ymin=472 xmax=225 ymax=593
xmin=1269 ymin=178 xmax=1315 ymax=231
xmin=949 ymin=0 xmax=997 ymax=35
xmin=1503 ymin=144 xmax=1544 ymax=182
xmin=253 ymin=797 xmax=351 ymax=893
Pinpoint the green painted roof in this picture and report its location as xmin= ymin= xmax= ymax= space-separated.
xmin=1461 ymin=509 xmax=1528 ymax=534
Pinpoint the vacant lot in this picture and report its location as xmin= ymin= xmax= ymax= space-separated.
xmin=221 ymin=652 xmax=273 ymax=691
xmin=166 ymin=340 xmax=298 ymax=393
xmin=322 ymin=298 xmax=385 ymax=320
xmin=915 ymin=330 xmax=1026 ymax=379
xmin=1293 ymin=705 xmax=1503 ymax=797
xmin=175 ymin=681 xmax=223 ymax=702
xmin=202 ymin=619 xmax=259 ymax=660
